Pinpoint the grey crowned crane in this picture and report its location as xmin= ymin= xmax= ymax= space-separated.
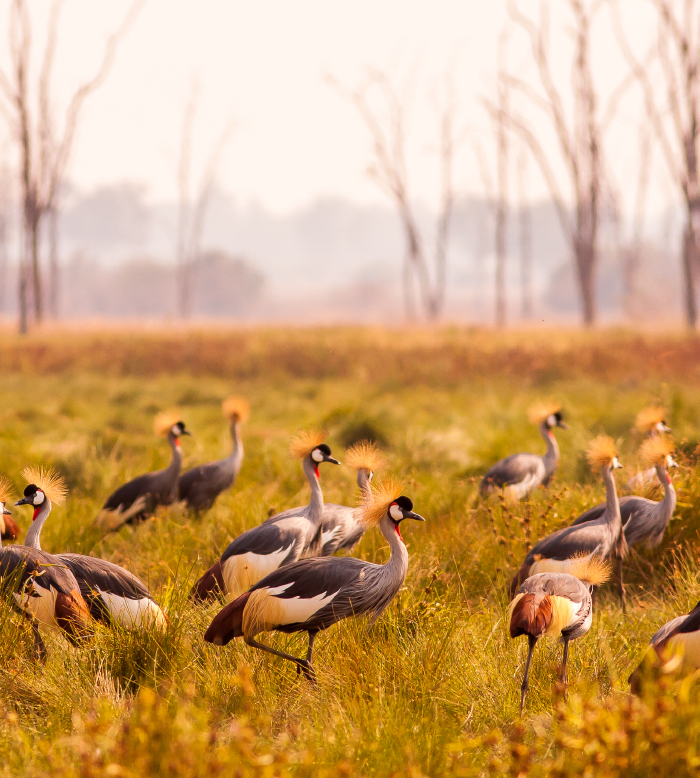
xmin=203 ymin=477 xmax=424 ymax=680
xmin=627 ymin=405 xmax=671 ymax=491
xmin=0 ymin=476 xmax=91 ymax=660
xmin=18 ymin=466 xmax=166 ymax=631
xmin=571 ymin=435 xmax=677 ymax=549
xmin=480 ymin=402 xmax=568 ymax=501
xmin=629 ymin=600 xmax=700 ymax=692
xmin=510 ymin=436 xmax=628 ymax=609
xmin=190 ymin=429 xmax=340 ymax=602
xmin=509 ymin=555 xmax=611 ymax=714
xmin=273 ymin=440 xmax=384 ymax=556
xmin=96 ymin=411 xmax=191 ymax=532
xmin=178 ymin=396 xmax=249 ymax=513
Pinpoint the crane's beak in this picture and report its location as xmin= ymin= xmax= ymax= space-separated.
xmin=558 ymin=421 xmax=569 ymax=430
xmin=180 ymin=430 xmax=192 ymax=436
xmin=403 ymin=510 xmax=425 ymax=522
xmin=14 ymin=498 xmax=29 ymax=506
xmin=2 ymin=507 xmax=10 ymax=515
xmin=324 ymin=456 xmax=340 ymax=465
xmin=669 ymin=457 xmax=679 ymax=468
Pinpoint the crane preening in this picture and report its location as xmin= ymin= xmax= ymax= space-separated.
xmin=178 ymin=396 xmax=249 ymax=513
xmin=190 ymin=429 xmax=340 ymax=602
xmin=510 ymin=555 xmax=611 ymax=714
xmin=17 ymin=466 xmax=166 ymax=631
xmin=203 ymin=477 xmax=424 ymax=681
xmin=481 ymin=401 xmax=568 ymax=501
xmin=95 ymin=411 xmax=191 ymax=532
xmin=627 ymin=406 xmax=671 ymax=491
xmin=510 ymin=435 xmax=627 ymax=608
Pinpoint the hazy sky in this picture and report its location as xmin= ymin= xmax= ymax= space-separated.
xmin=0 ymin=0 xmax=669 ymax=218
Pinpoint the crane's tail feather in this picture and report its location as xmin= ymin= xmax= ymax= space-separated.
xmin=94 ymin=495 xmax=149 ymax=534
xmin=204 ymin=591 xmax=251 ymax=646
xmin=189 ymin=560 xmax=225 ymax=602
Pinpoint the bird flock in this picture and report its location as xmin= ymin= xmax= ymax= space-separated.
xmin=0 ymin=396 xmax=695 ymax=712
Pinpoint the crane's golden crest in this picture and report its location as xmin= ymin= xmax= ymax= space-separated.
xmin=345 ymin=440 xmax=384 ymax=472
xmin=222 ymin=395 xmax=250 ymax=423
xmin=359 ymin=476 xmax=404 ymax=526
xmin=154 ymin=410 xmax=184 ymax=437
xmin=585 ymin=435 xmax=618 ymax=468
xmin=640 ymin=434 xmax=675 ymax=467
xmin=0 ymin=475 xmax=14 ymax=505
xmin=635 ymin=405 xmax=667 ymax=433
xmin=528 ymin=400 xmax=562 ymax=424
xmin=289 ymin=428 xmax=327 ymax=459
xmin=566 ymin=554 xmax=612 ymax=586
xmin=21 ymin=466 xmax=68 ymax=505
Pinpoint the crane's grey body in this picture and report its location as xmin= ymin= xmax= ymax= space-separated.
xmin=100 ymin=427 xmax=186 ymax=527
xmin=21 ymin=490 xmax=165 ymax=630
xmin=515 ymin=572 xmax=592 ymax=640
xmin=481 ymin=417 xmax=566 ymax=500
xmin=511 ymin=461 xmax=626 ymax=605
xmin=203 ymin=496 xmax=424 ymax=678
xmin=571 ymin=462 xmax=676 ymax=548
xmin=267 ymin=466 xmax=372 ymax=555
xmin=190 ymin=446 xmax=339 ymax=601
xmin=178 ymin=419 xmax=243 ymax=513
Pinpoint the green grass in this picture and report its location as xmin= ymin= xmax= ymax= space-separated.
xmin=0 ymin=327 xmax=700 ymax=775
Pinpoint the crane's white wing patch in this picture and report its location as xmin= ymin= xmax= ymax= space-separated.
xmin=321 ymin=526 xmax=340 ymax=548
xmin=667 ymin=631 xmax=700 ymax=668
xmin=242 ymin=586 xmax=340 ymax=637
xmin=222 ymin=543 xmax=296 ymax=599
xmin=98 ymin=592 xmax=166 ymax=630
xmin=505 ymin=462 xmax=546 ymax=501
xmin=14 ymin=585 xmax=59 ymax=631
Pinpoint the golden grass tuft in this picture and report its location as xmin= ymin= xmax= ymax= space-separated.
xmin=345 ymin=440 xmax=384 ymax=472
xmin=635 ymin=405 xmax=667 ymax=433
xmin=0 ymin=475 xmax=14 ymax=505
xmin=586 ymin=435 xmax=618 ymax=469
xmin=21 ymin=465 xmax=68 ymax=505
xmin=359 ymin=476 xmax=404 ymax=527
xmin=222 ymin=395 xmax=250 ymax=423
xmin=566 ymin=554 xmax=612 ymax=586
xmin=528 ymin=399 xmax=562 ymax=424
xmin=154 ymin=410 xmax=184 ymax=437
xmin=641 ymin=434 xmax=675 ymax=467
xmin=289 ymin=428 xmax=326 ymax=459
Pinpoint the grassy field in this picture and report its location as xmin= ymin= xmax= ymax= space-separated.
xmin=1 ymin=326 xmax=700 ymax=776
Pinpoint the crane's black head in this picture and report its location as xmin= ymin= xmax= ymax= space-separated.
xmin=388 ymin=495 xmax=425 ymax=524
xmin=546 ymin=411 xmax=568 ymax=430
xmin=310 ymin=443 xmax=340 ymax=467
xmin=15 ymin=484 xmax=46 ymax=508
xmin=172 ymin=421 xmax=190 ymax=437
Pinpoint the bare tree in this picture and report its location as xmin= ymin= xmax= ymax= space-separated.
xmin=612 ymin=0 xmax=700 ymax=328
xmin=499 ymin=0 xmax=630 ymax=326
xmin=175 ymin=82 xmax=234 ymax=320
xmin=331 ymin=69 xmax=459 ymax=321
xmin=0 ymin=0 xmax=143 ymax=332
xmin=517 ymin=143 xmax=533 ymax=319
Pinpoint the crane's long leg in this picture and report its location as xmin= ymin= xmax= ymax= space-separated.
xmin=617 ymin=557 xmax=626 ymax=614
xmin=560 ymin=637 xmax=570 ymax=687
xmin=297 ymin=630 xmax=318 ymax=675
xmin=245 ymin=636 xmax=315 ymax=682
xmin=520 ymin=634 xmax=537 ymax=716
xmin=31 ymin=621 xmax=46 ymax=664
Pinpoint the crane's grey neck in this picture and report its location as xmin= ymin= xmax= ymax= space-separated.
xmin=24 ymin=499 xmax=52 ymax=551
xmin=365 ymin=514 xmax=410 ymax=625
xmin=540 ymin=422 xmax=559 ymax=475
xmin=302 ymin=455 xmax=324 ymax=526
xmin=228 ymin=420 xmax=244 ymax=476
xmin=166 ymin=431 xmax=183 ymax=475
xmin=655 ymin=463 xmax=677 ymax=514
xmin=356 ymin=468 xmax=371 ymax=498
xmin=601 ymin=465 xmax=623 ymax=539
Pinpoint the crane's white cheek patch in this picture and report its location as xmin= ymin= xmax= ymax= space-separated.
xmin=311 ymin=448 xmax=324 ymax=463
xmin=99 ymin=592 xmax=166 ymax=630
xmin=15 ymin=586 xmax=59 ymax=631
xmin=222 ymin=544 xmax=296 ymax=599
xmin=33 ymin=491 xmax=45 ymax=506
xmin=242 ymin=587 xmax=339 ymax=637
xmin=389 ymin=504 xmax=403 ymax=521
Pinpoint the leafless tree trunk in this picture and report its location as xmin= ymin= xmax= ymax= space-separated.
xmin=0 ymin=0 xmax=143 ymax=332
xmin=47 ymin=203 xmax=58 ymax=318
xmin=498 ymin=0 xmax=630 ymax=327
xmin=517 ymin=144 xmax=533 ymax=319
xmin=331 ymin=69 xmax=459 ymax=322
xmin=175 ymin=82 xmax=234 ymax=320
xmin=612 ymin=0 xmax=700 ymax=328
xmin=492 ymin=35 xmax=510 ymax=327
